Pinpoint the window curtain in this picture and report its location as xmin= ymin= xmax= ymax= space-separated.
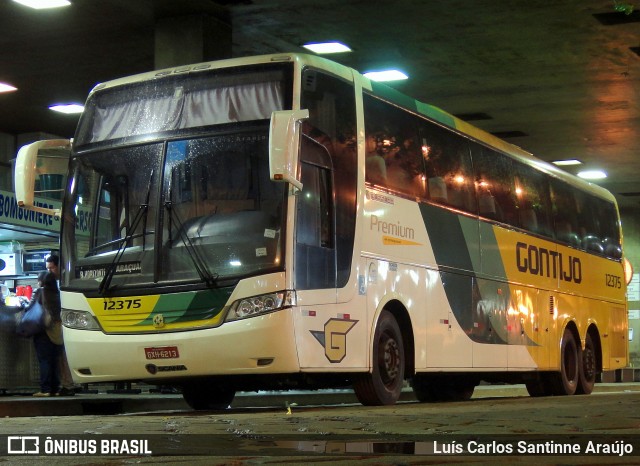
xmin=90 ymin=81 xmax=283 ymax=143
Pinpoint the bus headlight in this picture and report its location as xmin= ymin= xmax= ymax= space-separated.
xmin=61 ymin=310 xmax=101 ymax=330
xmin=624 ymin=257 xmax=634 ymax=286
xmin=225 ymin=290 xmax=296 ymax=322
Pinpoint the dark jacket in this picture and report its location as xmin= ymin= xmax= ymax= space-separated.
xmin=41 ymin=272 xmax=61 ymax=323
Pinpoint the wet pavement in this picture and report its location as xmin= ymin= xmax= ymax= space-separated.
xmin=1 ymin=381 xmax=639 ymax=416
xmin=0 ymin=383 xmax=639 ymax=465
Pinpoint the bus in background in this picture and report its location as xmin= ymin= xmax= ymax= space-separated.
xmin=14 ymin=53 xmax=631 ymax=409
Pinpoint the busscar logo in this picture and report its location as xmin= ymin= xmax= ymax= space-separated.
xmin=8 ymin=436 xmax=39 ymax=454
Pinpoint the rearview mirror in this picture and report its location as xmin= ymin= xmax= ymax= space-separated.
xmin=269 ymin=109 xmax=309 ymax=192
xmin=15 ymin=139 xmax=71 ymax=217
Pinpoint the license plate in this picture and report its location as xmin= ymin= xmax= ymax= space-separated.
xmin=144 ymin=346 xmax=179 ymax=360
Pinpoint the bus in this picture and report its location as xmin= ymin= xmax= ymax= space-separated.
xmin=15 ymin=53 xmax=631 ymax=409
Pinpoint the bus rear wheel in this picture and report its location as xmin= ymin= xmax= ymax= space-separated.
xmin=353 ymin=310 xmax=405 ymax=406
xmin=576 ymin=333 xmax=596 ymax=395
xmin=182 ymin=381 xmax=235 ymax=410
xmin=550 ymin=328 xmax=579 ymax=396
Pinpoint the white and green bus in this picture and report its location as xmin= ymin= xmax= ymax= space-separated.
xmin=15 ymin=53 xmax=630 ymax=409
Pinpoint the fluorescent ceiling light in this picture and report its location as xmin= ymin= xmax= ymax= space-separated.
xmin=363 ymin=70 xmax=409 ymax=82
xmin=577 ymin=170 xmax=607 ymax=180
xmin=302 ymin=42 xmax=351 ymax=54
xmin=12 ymin=0 xmax=71 ymax=9
xmin=552 ymin=159 xmax=582 ymax=166
xmin=49 ymin=103 xmax=84 ymax=114
xmin=0 ymin=83 xmax=17 ymax=93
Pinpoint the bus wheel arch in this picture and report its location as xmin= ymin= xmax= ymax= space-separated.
xmin=353 ymin=303 xmax=412 ymax=406
xmin=383 ymin=299 xmax=415 ymax=377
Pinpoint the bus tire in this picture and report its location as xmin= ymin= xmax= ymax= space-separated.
xmin=551 ymin=328 xmax=579 ymax=396
xmin=182 ymin=382 xmax=235 ymax=410
xmin=353 ymin=310 xmax=405 ymax=406
xmin=576 ymin=333 xmax=596 ymax=395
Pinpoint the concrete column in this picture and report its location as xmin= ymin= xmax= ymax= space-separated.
xmin=154 ymin=13 xmax=232 ymax=70
xmin=0 ymin=133 xmax=15 ymax=192
xmin=0 ymin=133 xmax=15 ymax=162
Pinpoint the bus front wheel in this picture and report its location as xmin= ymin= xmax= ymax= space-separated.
xmin=182 ymin=381 xmax=235 ymax=410
xmin=353 ymin=310 xmax=405 ymax=406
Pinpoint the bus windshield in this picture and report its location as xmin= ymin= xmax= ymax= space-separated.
xmin=62 ymin=63 xmax=293 ymax=293
xmin=64 ymin=130 xmax=285 ymax=292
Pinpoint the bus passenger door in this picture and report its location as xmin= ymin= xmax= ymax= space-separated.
xmin=294 ymin=136 xmax=346 ymax=368
xmin=294 ymin=136 xmax=337 ymax=294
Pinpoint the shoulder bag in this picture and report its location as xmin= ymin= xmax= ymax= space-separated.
xmin=15 ymin=300 xmax=46 ymax=338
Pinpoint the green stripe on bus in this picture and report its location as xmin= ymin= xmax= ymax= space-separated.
xmin=419 ymin=203 xmax=475 ymax=271
xmin=137 ymin=287 xmax=233 ymax=325
xmin=370 ymin=82 xmax=456 ymax=129
xmin=419 ymin=203 xmax=511 ymax=345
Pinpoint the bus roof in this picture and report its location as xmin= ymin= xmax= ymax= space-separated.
xmin=88 ymin=52 xmax=617 ymax=205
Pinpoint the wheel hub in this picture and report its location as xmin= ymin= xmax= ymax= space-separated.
xmin=382 ymin=337 xmax=400 ymax=382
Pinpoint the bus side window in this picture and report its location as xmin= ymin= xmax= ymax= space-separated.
xmin=420 ymin=122 xmax=474 ymax=213
xmin=297 ymin=136 xmax=334 ymax=249
xmin=301 ymin=68 xmax=356 ymax=289
xmin=596 ymin=199 xmax=622 ymax=259
xmin=362 ymin=94 xmax=427 ymax=198
xmin=295 ymin=136 xmax=336 ymax=290
xmin=513 ymin=161 xmax=553 ymax=237
xmin=297 ymin=161 xmax=333 ymax=248
xmin=471 ymin=145 xmax=517 ymax=225
xmin=550 ymin=180 xmax=580 ymax=247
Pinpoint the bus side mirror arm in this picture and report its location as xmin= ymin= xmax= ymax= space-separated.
xmin=269 ymin=109 xmax=309 ymax=193
xmin=15 ymin=139 xmax=71 ymax=217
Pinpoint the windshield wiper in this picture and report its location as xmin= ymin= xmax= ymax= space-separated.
xmin=86 ymin=232 xmax=148 ymax=257
xmin=166 ymin=168 xmax=218 ymax=286
xmin=98 ymin=202 xmax=149 ymax=295
xmin=98 ymin=171 xmax=153 ymax=295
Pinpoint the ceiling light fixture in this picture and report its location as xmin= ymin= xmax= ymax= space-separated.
xmin=363 ymin=70 xmax=409 ymax=82
xmin=12 ymin=0 xmax=71 ymax=9
xmin=302 ymin=42 xmax=352 ymax=54
xmin=552 ymin=159 xmax=583 ymax=166
xmin=577 ymin=169 xmax=607 ymax=180
xmin=0 ymin=83 xmax=17 ymax=93
xmin=49 ymin=103 xmax=84 ymax=114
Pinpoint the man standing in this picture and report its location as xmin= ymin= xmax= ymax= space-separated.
xmin=46 ymin=254 xmax=76 ymax=396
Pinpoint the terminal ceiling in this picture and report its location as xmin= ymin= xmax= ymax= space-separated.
xmin=1 ymin=0 xmax=639 ymax=217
